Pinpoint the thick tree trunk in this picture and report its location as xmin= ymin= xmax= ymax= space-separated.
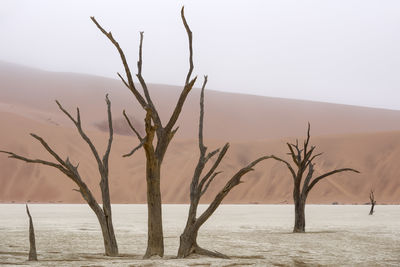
xmin=178 ymin=224 xmax=198 ymax=258
xmin=293 ymin=196 xmax=306 ymax=233
xmin=144 ymin=159 xmax=164 ymax=258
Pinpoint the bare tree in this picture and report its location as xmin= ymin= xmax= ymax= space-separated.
xmin=177 ymin=77 xmax=270 ymax=258
xmin=26 ymin=204 xmax=37 ymax=261
xmin=269 ymin=123 xmax=359 ymax=232
xmin=369 ymin=189 xmax=376 ymax=215
xmin=1 ymin=95 xmax=119 ymax=256
xmin=91 ymin=7 xmax=197 ymax=258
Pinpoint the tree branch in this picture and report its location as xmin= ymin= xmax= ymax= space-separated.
xmin=307 ymin=168 xmax=360 ymax=193
xmin=0 ymin=150 xmax=71 ymax=177
xmin=90 ymin=16 xmax=148 ymax=108
xmin=102 ymin=94 xmax=113 ymax=169
xmin=198 ymin=143 xmax=229 ymax=192
xmin=196 ymin=155 xmax=270 ymax=229
xmin=55 ymin=100 xmax=103 ymax=172
xmin=136 ymin=31 xmax=161 ymax=126
xmin=123 ymin=140 xmax=144 ymax=157
xmin=200 ymin=171 xmax=222 ymax=197
xmin=269 ymin=155 xmax=296 ymax=179
xmin=181 ymin=6 xmax=194 ymax=86
xmin=123 ymin=110 xmax=143 ymax=141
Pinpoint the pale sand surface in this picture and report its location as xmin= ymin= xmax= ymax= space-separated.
xmin=0 ymin=204 xmax=399 ymax=266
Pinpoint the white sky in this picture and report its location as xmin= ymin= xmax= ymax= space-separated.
xmin=1 ymin=0 xmax=400 ymax=110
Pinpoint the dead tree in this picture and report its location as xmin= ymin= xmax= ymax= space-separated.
xmin=91 ymin=7 xmax=197 ymax=258
xmin=269 ymin=123 xmax=359 ymax=233
xmin=177 ymin=77 xmax=270 ymax=258
xmin=369 ymin=189 xmax=376 ymax=215
xmin=26 ymin=204 xmax=37 ymax=261
xmin=1 ymin=95 xmax=119 ymax=256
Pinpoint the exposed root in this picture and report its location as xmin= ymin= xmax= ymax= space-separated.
xmin=193 ymin=246 xmax=229 ymax=259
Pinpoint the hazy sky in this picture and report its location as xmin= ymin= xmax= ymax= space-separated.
xmin=1 ymin=0 xmax=400 ymax=110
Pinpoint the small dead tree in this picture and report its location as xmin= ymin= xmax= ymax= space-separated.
xmin=177 ymin=77 xmax=270 ymax=258
xmin=26 ymin=204 xmax=37 ymax=261
xmin=1 ymin=95 xmax=119 ymax=256
xmin=369 ymin=189 xmax=376 ymax=215
xmin=91 ymin=7 xmax=197 ymax=258
xmin=270 ymin=123 xmax=359 ymax=233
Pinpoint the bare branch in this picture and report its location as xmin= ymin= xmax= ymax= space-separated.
xmin=117 ymin=72 xmax=130 ymax=89
xmin=303 ymin=122 xmax=311 ymax=159
xmin=301 ymin=163 xmax=314 ymax=197
xmin=205 ymin=148 xmax=220 ymax=163
xmin=287 ymin=143 xmax=300 ymax=166
xmin=102 ymin=94 xmax=113 ymax=168
xmin=123 ymin=110 xmax=143 ymax=141
xmin=269 ymin=155 xmax=296 ymax=179
xmin=165 ymin=76 xmax=197 ymax=133
xmin=200 ymin=171 xmax=222 ymax=197
xmin=30 ymin=133 xmax=68 ymax=168
xmin=90 ymin=16 xmax=148 ymax=108
xmin=181 ymin=6 xmax=194 ymax=85
xmin=198 ymin=76 xmax=208 ymax=154
xmin=307 ymin=168 xmax=360 ymax=194
xmin=0 ymin=150 xmax=70 ymax=177
xmin=198 ymin=143 xmax=229 ymax=191
xmin=196 ymin=155 xmax=270 ymax=229
xmin=136 ymin=31 xmax=161 ymax=126
xmin=123 ymin=140 xmax=144 ymax=157
xmin=55 ymin=100 xmax=103 ymax=171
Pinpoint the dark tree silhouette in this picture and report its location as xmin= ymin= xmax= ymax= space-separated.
xmin=270 ymin=123 xmax=359 ymax=232
xmin=26 ymin=204 xmax=37 ymax=261
xmin=91 ymin=7 xmax=197 ymax=258
xmin=177 ymin=76 xmax=270 ymax=258
xmin=1 ymin=95 xmax=119 ymax=256
xmin=369 ymin=189 xmax=376 ymax=215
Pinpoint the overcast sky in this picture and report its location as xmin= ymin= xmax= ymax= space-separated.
xmin=1 ymin=0 xmax=400 ymax=110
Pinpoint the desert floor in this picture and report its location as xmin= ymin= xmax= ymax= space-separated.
xmin=0 ymin=204 xmax=399 ymax=266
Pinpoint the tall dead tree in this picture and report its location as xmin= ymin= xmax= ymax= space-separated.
xmin=177 ymin=76 xmax=270 ymax=258
xmin=269 ymin=123 xmax=359 ymax=233
xmin=26 ymin=204 xmax=37 ymax=261
xmin=91 ymin=7 xmax=197 ymax=258
xmin=369 ymin=189 xmax=376 ymax=215
xmin=1 ymin=95 xmax=118 ymax=256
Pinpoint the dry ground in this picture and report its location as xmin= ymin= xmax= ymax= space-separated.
xmin=0 ymin=204 xmax=399 ymax=266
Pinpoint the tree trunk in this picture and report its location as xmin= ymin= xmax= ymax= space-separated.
xmin=178 ymin=224 xmax=198 ymax=258
xmin=79 ymin=182 xmax=118 ymax=256
xmin=97 ymin=213 xmax=118 ymax=256
xmin=144 ymin=159 xmax=164 ymax=258
xmin=369 ymin=202 xmax=376 ymax=215
xmin=293 ymin=196 xmax=306 ymax=233
xmin=100 ymin=175 xmax=118 ymax=256
xmin=26 ymin=205 xmax=37 ymax=261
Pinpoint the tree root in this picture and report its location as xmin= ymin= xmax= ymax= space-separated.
xmin=193 ymin=246 xmax=230 ymax=259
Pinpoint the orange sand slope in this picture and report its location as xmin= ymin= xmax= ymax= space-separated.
xmin=1 ymin=61 xmax=399 ymax=204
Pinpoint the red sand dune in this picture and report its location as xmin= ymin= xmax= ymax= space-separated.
xmin=1 ymin=61 xmax=399 ymax=204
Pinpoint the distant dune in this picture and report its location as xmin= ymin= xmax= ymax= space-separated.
xmin=1 ymin=61 xmax=399 ymax=204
